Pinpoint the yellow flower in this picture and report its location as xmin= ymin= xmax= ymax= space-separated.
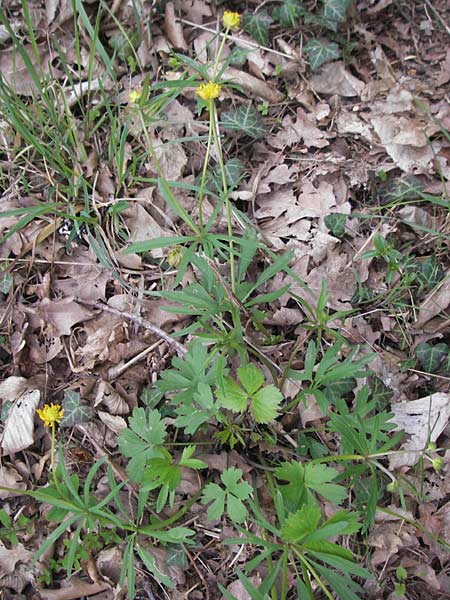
xmin=196 ymin=81 xmax=222 ymax=101
xmin=37 ymin=403 xmax=64 ymax=428
xmin=128 ymin=89 xmax=142 ymax=104
xmin=223 ymin=11 xmax=241 ymax=30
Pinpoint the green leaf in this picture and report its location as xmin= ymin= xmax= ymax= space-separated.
xmin=323 ymin=378 xmax=356 ymax=405
xmin=202 ymin=468 xmax=252 ymax=524
xmin=304 ymin=39 xmax=340 ymax=70
xmin=273 ymin=0 xmax=304 ymax=27
xmin=221 ymin=105 xmax=266 ymax=139
xmin=202 ymin=483 xmax=226 ymax=521
xmin=118 ymin=408 xmax=167 ymax=482
xmin=61 ymin=390 xmax=92 ymax=428
xmin=416 ymin=256 xmax=444 ymax=289
xmin=304 ymin=464 xmax=347 ymax=504
xmin=217 ymin=376 xmax=248 ymax=413
xmin=137 ymin=545 xmax=173 ymax=588
xmin=241 ymin=10 xmax=273 ymax=46
xmin=415 ymin=342 xmax=448 ymax=373
xmin=324 ymin=213 xmax=347 ymax=237
xmin=281 ymin=506 xmax=321 ymax=542
xmin=251 ymin=385 xmax=282 ymax=423
xmin=322 ymin=0 xmax=352 ymax=25
xmin=237 ymin=363 xmax=264 ymax=395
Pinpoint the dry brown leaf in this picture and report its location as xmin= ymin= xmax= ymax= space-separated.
xmin=23 ymin=298 xmax=94 ymax=338
xmin=310 ymin=62 xmax=365 ymax=97
xmin=390 ymin=393 xmax=450 ymax=468
xmin=164 ymin=2 xmax=188 ymax=50
xmin=224 ymin=67 xmax=284 ymax=103
xmin=416 ymin=273 xmax=450 ymax=328
xmin=268 ymin=107 xmax=330 ymax=149
xmin=1 ymin=386 xmax=40 ymax=456
xmin=0 ymin=466 xmax=26 ymax=499
xmin=123 ymin=203 xmax=173 ymax=258
xmin=371 ymin=115 xmax=434 ymax=172
xmin=97 ymin=411 xmax=127 ymax=436
xmin=227 ymin=575 xmax=262 ymax=600
xmin=0 ymin=44 xmax=59 ymax=95
xmin=0 ymin=542 xmax=33 ymax=575
xmin=95 ymin=381 xmax=129 ymax=414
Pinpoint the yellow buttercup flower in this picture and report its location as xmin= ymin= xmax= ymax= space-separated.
xmin=128 ymin=89 xmax=142 ymax=104
xmin=223 ymin=11 xmax=241 ymax=30
xmin=196 ymin=81 xmax=222 ymax=101
xmin=37 ymin=403 xmax=64 ymax=428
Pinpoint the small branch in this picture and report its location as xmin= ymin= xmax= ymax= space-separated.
xmin=76 ymin=299 xmax=187 ymax=357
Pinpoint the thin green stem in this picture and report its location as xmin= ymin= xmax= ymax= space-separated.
xmin=212 ymin=26 xmax=230 ymax=78
xmin=137 ymin=110 xmax=200 ymax=235
xmin=197 ymin=100 xmax=215 ymax=231
xmin=281 ymin=550 xmax=288 ymax=600
xmin=211 ymin=102 xmax=236 ymax=292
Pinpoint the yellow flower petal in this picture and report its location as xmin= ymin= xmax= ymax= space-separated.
xmin=196 ymin=81 xmax=222 ymax=101
xmin=37 ymin=403 xmax=64 ymax=428
xmin=223 ymin=11 xmax=241 ymax=31
xmin=128 ymin=89 xmax=142 ymax=104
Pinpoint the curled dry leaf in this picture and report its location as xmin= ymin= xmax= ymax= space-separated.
xmin=309 ymin=62 xmax=365 ymax=97
xmin=97 ymin=411 xmax=127 ymax=436
xmin=390 ymin=393 xmax=450 ymax=468
xmin=223 ymin=67 xmax=284 ymax=104
xmin=0 ymin=378 xmax=40 ymax=456
xmin=95 ymin=381 xmax=129 ymax=414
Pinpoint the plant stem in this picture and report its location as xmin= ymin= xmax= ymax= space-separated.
xmin=211 ymin=102 xmax=236 ymax=292
xmin=212 ymin=26 xmax=230 ymax=79
xmin=197 ymin=101 xmax=215 ymax=231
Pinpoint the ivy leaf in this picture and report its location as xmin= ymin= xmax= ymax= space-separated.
xmin=416 ymin=256 xmax=444 ymax=290
xmin=60 ymin=390 xmax=92 ymax=428
xmin=241 ymin=11 xmax=273 ymax=46
xmin=304 ymin=39 xmax=340 ymax=70
xmin=118 ymin=408 xmax=167 ymax=482
xmin=251 ymin=385 xmax=282 ymax=423
xmin=322 ymin=0 xmax=352 ymax=25
xmin=324 ymin=213 xmax=347 ymax=237
xmin=415 ymin=343 xmax=449 ymax=373
xmin=273 ymin=0 xmax=304 ymax=27
xmin=281 ymin=506 xmax=322 ymax=542
xmin=323 ymin=378 xmax=356 ymax=405
xmin=221 ymin=105 xmax=266 ymax=139
xmin=206 ymin=158 xmax=246 ymax=194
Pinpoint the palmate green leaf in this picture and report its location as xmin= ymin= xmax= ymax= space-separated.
xmin=415 ymin=342 xmax=448 ymax=373
xmin=251 ymin=385 xmax=282 ymax=423
xmin=221 ymin=467 xmax=253 ymax=500
xmin=304 ymin=39 xmax=340 ymax=70
xmin=241 ymin=10 xmax=273 ymax=46
xmin=324 ymin=212 xmax=347 ymax=237
xmin=281 ymin=506 xmax=321 ymax=542
xmin=217 ymin=376 xmax=248 ymax=413
xmin=238 ymin=363 xmax=264 ymax=395
xmin=118 ymin=408 xmax=167 ymax=482
xmin=60 ymin=390 xmax=92 ymax=428
xmin=202 ymin=483 xmax=226 ymax=520
xmin=221 ymin=105 xmax=266 ymax=139
xmin=273 ymin=0 xmax=304 ymax=27
xmin=305 ymin=464 xmax=347 ymax=504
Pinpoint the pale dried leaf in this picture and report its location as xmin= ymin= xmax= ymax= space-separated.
xmin=416 ymin=274 xmax=450 ymax=328
xmin=97 ymin=411 xmax=127 ymax=435
xmin=390 ymin=393 xmax=450 ymax=468
xmin=310 ymin=62 xmax=365 ymax=97
xmin=269 ymin=107 xmax=330 ymax=149
xmin=95 ymin=381 xmax=129 ymax=414
xmin=0 ymin=541 xmax=33 ymax=575
xmin=1 ymin=389 xmax=40 ymax=456
xmin=24 ymin=298 xmax=94 ymax=337
xmin=224 ymin=67 xmax=283 ymax=103
xmin=0 ymin=44 xmax=57 ymax=95
xmin=0 ymin=466 xmax=26 ymax=499
xmin=371 ymin=115 xmax=434 ymax=172
xmin=0 ymin=376 xmax=28 ymax=401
